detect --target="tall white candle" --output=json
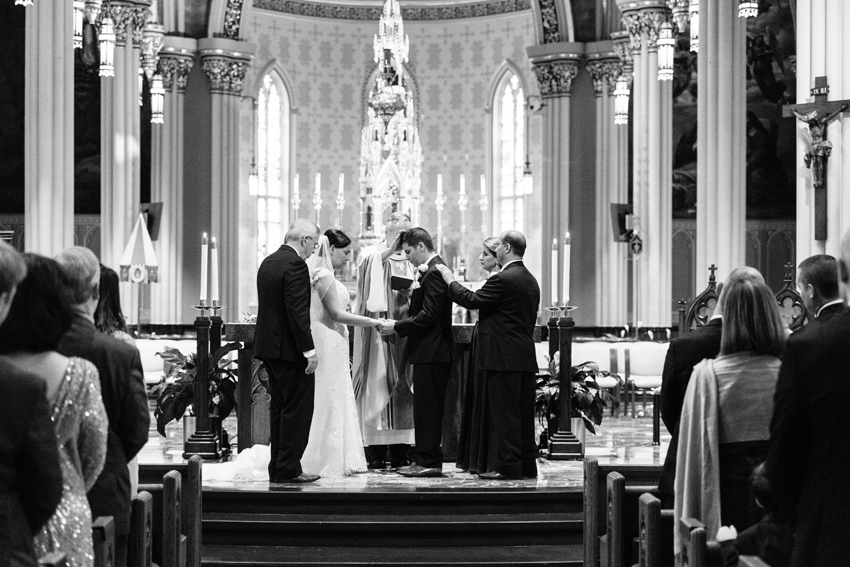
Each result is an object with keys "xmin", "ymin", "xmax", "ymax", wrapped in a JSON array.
[
  {"xmin": 314, "ymin": 173, "xmax": 322, "ymax": 223},
  {"xmin": 210, "ymin": 237, "xmax": 219, "ymax": 303},
  {"xmin": 437, "ymin": 173, "xmax": 442, "ymax": 196},
  {"xmin": 338, "ymin": 173, "xmax": 344, "ymax": 198},
  {"xmin": 292, "ymin": 173, "xmax": 300, "ymax": 213},
  {"xmin": 480, "ymin": 174, "xmax": 486, "ymax": 198},
  {"xmin": 563, "ymin": 232, "xmax": 571, "ymax": 305},
  {"xmin": 200, "ymin": 233, "xmax": 208, "ymax": 303},
  {"xmin": 460, "ymin": 173, "xmax": 465, "ymax": 196},
  {"xmin": 551, "ymin": 238, "xmax": 558, "ymax": 305}
]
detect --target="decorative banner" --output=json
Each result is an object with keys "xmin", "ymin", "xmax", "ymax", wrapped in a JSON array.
[{"xmin": 119, "ymin": 213, "xmax": 160, "ymax": 283}]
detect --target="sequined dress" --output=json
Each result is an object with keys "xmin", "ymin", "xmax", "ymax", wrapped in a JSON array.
[
  {"xmin": 34, "ymin": 357, "xmax": 108, "ymax": 567},
  {"xmin": 300, "ymin": 270, "xmax": 368, "ymax": 477}
]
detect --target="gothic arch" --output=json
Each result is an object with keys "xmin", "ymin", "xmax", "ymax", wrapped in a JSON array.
[
  {"xmin": 484, "ymin": 60, "xmax": 531, "ymax": 115},
  {"xmin": 529, "ymin": 0, "xmax": 575, "ymax": 45},
  {"xmin": 208, "ymin": 0, "xmax": 256, "ymax": 40},
  {"xmin": 253, "ymin": 59, "xmax": 298, "ymax": 113}
]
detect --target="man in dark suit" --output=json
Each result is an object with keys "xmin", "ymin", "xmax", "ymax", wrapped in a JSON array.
[
  {"xmin": 55, "ymin": 246, "xmax": 150, "ymax": 567},
  {"xmin": 658, "ymin": 266, "xmax": 764, "ymax": 497},
  {"xmin": 254, "ymin": 219, "xmax": 321, "ymax": 484},
  {"xmin": 0, "ymin": 241, "xmax": 62, "ymax": 567},
  {"xmin": 796, "ymin": 254, "xmax": 843, "ymax": 329},
  {"xmin": 766, "ymin": 232, "xmax": 850, "ymax": 567},
  {"xmin": 378, "ymin": 228, "xmax": 453, "ymax": 478},
  {"xmin": 436, "ymin": 230, "xmax": 540, "ymax": 480}
]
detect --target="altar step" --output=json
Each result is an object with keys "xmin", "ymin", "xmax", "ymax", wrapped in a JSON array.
[{"xmin": 200, "ymin": 487, "xmax": 583, "ymax": 566}]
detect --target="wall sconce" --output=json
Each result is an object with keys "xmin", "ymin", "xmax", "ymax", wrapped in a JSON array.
[
  {"xmin": 657, "ymin": 22, "xmax": 674, "ymax": 81},
  {"xmin": 98, "ymin": 14, "xmax": 115, "ymax": 77},
  {"xmin": 614, "ymin": 75, "xmax": 630, "ymax": 125},
  {"xmin": 689, "ymin": 0, "xmax": 699, "ymax": 53},
  {"xmin": 150, "ymin": 73, "xmax": 164, "ymax": 124},
  {"xmin": 738, "ymin": 0, "xmax": 757, "ymax": 17}
]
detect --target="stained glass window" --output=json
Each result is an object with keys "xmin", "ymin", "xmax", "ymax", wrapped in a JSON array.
[
  {"xmin": 497, "ymin": 74, "xmax": 525, "ymax": 233},
  {"xmin": 257, "ymin": 74, "xmax": 284, "ymax": 266}
]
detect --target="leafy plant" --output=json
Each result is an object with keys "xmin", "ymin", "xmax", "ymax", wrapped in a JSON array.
[
  {"xmin": 152, "ymin": 344, "xmax": 240, "ymax": 436},
  {"xmin": 535, "ymin": 351, "xmax": 623, "ymax": 434}
]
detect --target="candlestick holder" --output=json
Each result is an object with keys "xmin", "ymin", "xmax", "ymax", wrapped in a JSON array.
[
  {"xmin": 546, "ymin": 304, "xmax": 561, "ymax": 357},
  {"xmin": 183, "ymin": 309, "xmax": 224, "ymax": 459},
  {"xmin": 547, "ymin": 305, "xmax": 583, "ymax": 460},
  {"xmin": 194, "ymin": 300, "xmax": 210, "ymax": 319}
]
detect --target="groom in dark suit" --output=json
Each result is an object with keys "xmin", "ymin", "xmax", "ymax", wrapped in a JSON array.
[
  {"xmin": 378, "ymin": 228, "xmax": 453, "ymax": 477},
  {"xmin": 254, "ymin": 219, "xmax": 321, "ymax": 484},
  {"xmin": 437, "ymin": 230, "xmax": 540, "ymax": 480}
]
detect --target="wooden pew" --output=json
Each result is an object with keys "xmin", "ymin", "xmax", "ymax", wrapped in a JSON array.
[
  {"xmin": 92, "ymin": 516, "xmax": 115, "ymax": 567},
  {"xmin": 584, "ymin": 456, "xmax": 600, "ymax": 567},
  {"xmin": 38, "ymin": 552, "xmax": 68, "ymax": 567},
  {"xmin": 184, "ymin": 455, "xmax": 202, "ymax": 567},
  {"xmin": 162, "ymin": 470, "xmax": 187, "ymax": 567},
  {"xmin": 738, "ymin": 557, "xmax": 771, "ymax": 567},
  {"xmin": 635, "ymin": 493, "xmax": 674, "ymax": 567},
  {"xmin": 680, "ymin": 518, "xmax": 723, "ymax": 567},
  {"xmin": 128, "ymin": 491, "xmax": 153, "ymax": 567},
  {"xmin": 600, "ymin": 472, "xmax": 624, "ymax": 567}
]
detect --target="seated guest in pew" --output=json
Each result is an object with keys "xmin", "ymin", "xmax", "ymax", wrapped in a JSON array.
[
  {"xmin": 55, "ymin": 247, "xmax": 150, "ymax": 567},
  {"xmin": 674, "ymin": 277, "xmax": 786, "ymax": 562},
  {"xmin": 0, "ymin": 243, "xmax": 63, "ymax": 567},
  {"xmin": 716, "ymin": 463, "xmax": 792, "ymax": 567},
  {"xmin": 659, "ymin": 267, "xmax": 765, "ymax": 501},
  {"xmin": 795, "ymin": 254, "xmax": 843, "ymax": 330},
  {"xmin": 766, "ymin": 231, "xmax": 850, "ymax": 567},
  {"xmin": 0, "ymin": 254, "xmax": 108, "ymax": 567}
]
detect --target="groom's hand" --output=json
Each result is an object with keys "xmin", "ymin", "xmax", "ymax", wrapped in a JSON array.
[
  {"xmin": 378, "ymin": 320, "xmax": 396, "ymax": 335},
  {"xmin": 435, "ymin": 264, "xmax": 455, "ymax": 284},
  {"xmin": 305, "ymin": 353, "xmax": 319, "ymax": 374}
]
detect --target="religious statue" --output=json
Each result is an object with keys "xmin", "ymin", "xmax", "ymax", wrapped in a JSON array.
[{"xmin": 792, "ymin": 104, "xmax": 848, "ymax": 188}]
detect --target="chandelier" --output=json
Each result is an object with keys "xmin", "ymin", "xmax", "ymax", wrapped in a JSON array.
[
  {"xmin": 150, "ymin": 73, "xmax": 164, "ymax": 124},
  {"xmin": 74, "ymin": 0, "xmax": 85, "ymax": 49},
  {"xmin": 738, "ymin": 0, "xmax": 758, "ymax": 18},
  {"xmin": 657, "ymin": 22, "xmax": 675, "ymax": 81},
  {"xmin": 368, "ymin": 0, "xmax": 410, "ymax": 127},
  {"xmin": 99, "ymin": 13, "xmax": 116, "ymax": 77},
  {"xmin": 614, "ymin": 75, "xmax": 630, "ymax": 125},
  {"xmin": 689, "ymin": 0, "xmax": 699, "ymax": 53}
]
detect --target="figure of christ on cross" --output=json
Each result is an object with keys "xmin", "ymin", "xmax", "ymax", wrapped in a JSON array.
[{"xmin": 791, "ymin": 105, "xmax": 847, "ymax": 189}]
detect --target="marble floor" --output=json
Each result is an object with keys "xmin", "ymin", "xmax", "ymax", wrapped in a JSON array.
[{"xmin": 139, "ymin": 400, "xmax": 670, "ymax": 491}]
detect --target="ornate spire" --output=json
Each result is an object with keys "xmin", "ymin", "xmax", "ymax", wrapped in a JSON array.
[{"xmin": 373, "ymin": 0, "xmax": 409, "ymax": 66}]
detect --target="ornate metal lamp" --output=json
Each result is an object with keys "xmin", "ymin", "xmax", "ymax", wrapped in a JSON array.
[
  {"xmin": 614, "ymin": 75, "xmax": 630, "ymax": 125},
  {"xmin": 74, "ymin": 0, "xmax": 85, "ymax": 49},
  {"xmin": 98, "ymin": 13, "xmax": 116, "ymax": 77},
  {"xmin": 150, "ymin": 72, "xmax": 164, "ymax": 124},
  {"xmin": 657, "ymin": 22, "xmax": 675, "ymax": 81},
  {"xmin": 738, "ymin": 0, "xmax": 758, "ymax": 18},
  {"xmin": 689, "ymin": 0, "xmax": 699, "ymax": 53}
]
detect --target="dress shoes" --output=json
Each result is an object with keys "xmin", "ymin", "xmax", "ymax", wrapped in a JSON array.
[
  {"xmin": 271, "ymin": 473, "xmax": 321, "ymax": 484},
  {"xmin": 395, "ymin": 464, "xmax": 416, "ymax": 474},
  {"xmin": 397, "ymin": 465, "xmax": 443, "ymax": 478},
  {"xmin": 478, "ymin": 471, "xmax": 521, "ymax": 481}
]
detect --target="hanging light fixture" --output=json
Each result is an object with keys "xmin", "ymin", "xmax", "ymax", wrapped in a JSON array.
[
  {"xmin": 738, "ymin": 0, "xmax": 758, "ymax": 17},
  {"xmin": 248, "ymin": 98, "xmax": 259, "ymax": 196},
  {"xmin": 657, "ymin": 22, "xmax": 675, "ymax": 81},
  {"xmin": 98, "ymin": 14, "xmax": 115, "ymax": 77},
  {"xmin": 150, "ymin": 73, "xmax": 164, "ymax": 124},
  {"xmin": 73, "ymin": 0, "xmax": 85, "ymax": 49},
  {"xmin": 689, "ymin": 0, "xmax": 699, "ymax": 53},
  {"xmin": 14, "ymin": 0, "xmax": 34, "ymax": 6},
  {"xmin": 614, "ymin": 75, "xmax": 630, "ymax": 125}
]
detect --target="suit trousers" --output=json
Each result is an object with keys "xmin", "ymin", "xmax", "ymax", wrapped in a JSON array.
[
  {"xmin": 486, "ymin": 370, "xmax": 537, "ymax": 479},
  {"xmin": 263, "ymin": 358, "xmax": 315, "ymax": 479},
  {"xmin": 412, "ymin": 363, "xmax": 451, "ymax": 469}
]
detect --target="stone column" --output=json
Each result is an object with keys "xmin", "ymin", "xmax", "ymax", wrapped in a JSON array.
[
  {"xmin": 795, "ymin": 0, "xmax": 850, "ymax": 259},
  {"xmin": 527, "ymin": 44, "xmax": 581, "ymax": 312},
  {"xmin": 200, "ymin": 38, "xmax": 255, "ymax": 319},
  {"xmin": 150, "ymin": 37, "xmax": 196, "ymax": 324},
  {"xmin": 24, "ymin": 0, "xmax": 74, "ymax": 255},
  {"xmin": 100, "ymin": 1, "xmax": 150, "ymax": 270},
  {"xmin": 695, "ymin": 0, "xmax": 746, "ymax": 287},
  {"xmin": 619, "ymin": 0, "xmax": 673, "ymax": 328},
  {"xmin": 587, "ymin": 46, "xmax": 628, "ymax": 326}
]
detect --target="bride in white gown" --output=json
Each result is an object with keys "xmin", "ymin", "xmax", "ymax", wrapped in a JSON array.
[{"xmin": 301, "ymin": 229, "xmax": 380, "ymax": 477}]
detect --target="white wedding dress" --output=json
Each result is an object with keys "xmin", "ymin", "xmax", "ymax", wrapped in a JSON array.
[{"xmin": 300, "ymin": 268, "xmax": 368, "ymax": 477}]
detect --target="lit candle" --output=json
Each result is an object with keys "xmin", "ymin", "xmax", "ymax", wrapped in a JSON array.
[
  {"xmin": 338, "ymin": 173, "xmax": 344, "ymax": 197},
  {"xmin": 437, "ymin": 173, "xmax": 442, "ymax": 196},
  {"xmin": 551, "ymin": 238, "xmax": 558, "ymax": 305},
  {"xmin": 292, "ymin": 173, "xmax": 300, "ymax": 214},
  {"xmin": 460, "ymin": 174, "xmax": 465, "ymax": 196},
  {"xmin": 480, "ymin": 174, "xmax": 486, "ymax": 198},
  {"xmin": 314, "ymin": 173, "xmax": 322, "ymax": 224},
  {"xmin": 563, "ymin": 232, "xmax": 571, "ymax": 306},
  {"xmin": 200, "ymin": 233, "xmax": 208, "ymax": 304},
  {"xmin": 210, "ymin": 237, "xmax": 219, "ymax": 303}
]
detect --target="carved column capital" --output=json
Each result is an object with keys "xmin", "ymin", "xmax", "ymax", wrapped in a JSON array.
[
  {"xmin": 160, "ymin": 36, "xmax": 198, "ymax": 93},
  {"xmin": 140, "ymin": 22, "xmax": 165, "ymax": 79},
  {"xmin": 586, "ymin": 58, "xmax": 623, "ymax": 96},
  {"xmin": 531, "ymin": 60, "xmax": 580, "ymax": 97},
  {"xmin": 617, "ymin": 1, "xmax": 671, "ymax": 50},
  {"xmin": 198, "ymin": 38, "xmax": 255, "ymax": 96},
  {"xmin": 102, "ymin": 0, "xmax": 151, "ymax": 47}
]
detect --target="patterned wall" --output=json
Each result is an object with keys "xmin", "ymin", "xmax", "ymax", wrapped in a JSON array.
[{"xmin": 241, "ymin": 8, "xmax": 542, "ymax": 283}]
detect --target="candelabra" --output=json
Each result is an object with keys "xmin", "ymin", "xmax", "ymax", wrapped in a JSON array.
[{"xmin": 547, "ymin": 303, "xmax": 582, "ymax": 459}]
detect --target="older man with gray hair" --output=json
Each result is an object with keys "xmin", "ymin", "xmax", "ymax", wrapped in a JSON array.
[{"xmin": 55, "ymin": 246, "xmax": 149, "ymax": 567}]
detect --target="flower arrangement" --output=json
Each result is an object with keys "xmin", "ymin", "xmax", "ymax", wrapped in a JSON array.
[
  {"xmin": 152, "ymin": 344, "xmax": 239, "ymax": 436},
  {"xmin": 535, "ymin": 351, "xmax": 623, "ymax": 434}
]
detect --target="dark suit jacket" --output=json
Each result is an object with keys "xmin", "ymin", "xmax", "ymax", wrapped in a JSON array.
[
  {"xmin": 253, "ymin": 245, "xmax": 314, "ymax": 362},
  {"xmin": 0, "ymin": 360, "xmax": 62, "ymax": 565},
  {"xmin": 767, "ymin": 309, "xmax": 850, "ymax": 567},
  {"xmin": 57, "ymin": 316, "xmax": 150, "ymax": 535},
  {"xmin": 394, "ymin": 256, "xmax": 454, "ymax": 364},
  {"xmin": 447, "ymin": 261, "xmax": 540, "ymax": 373},
  {"xmin": 658, "ymin": 318, "xmax": 722, "ymax": 494},
  {"xmin": 796, "ymin": 301, "xmax": 845, "ymax": 336}
]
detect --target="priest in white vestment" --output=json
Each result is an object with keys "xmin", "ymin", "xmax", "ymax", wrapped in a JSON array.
[{"xmin": 352, "ymin": 212, "xmax": 415, "ymax": 468}]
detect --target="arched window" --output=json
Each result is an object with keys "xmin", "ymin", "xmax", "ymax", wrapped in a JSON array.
[
  {"xmin": 256, "ymin": 72, "xmax": 289, "ymax": 267},
  {"xmin": 496, "ymin": 74, "xmax": 525, "ymax": 233}
]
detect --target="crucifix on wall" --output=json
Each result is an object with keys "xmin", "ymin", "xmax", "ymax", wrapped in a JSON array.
[{"xmin": 783, "ymin": 76, "xmax": 850, "ymax": 240}]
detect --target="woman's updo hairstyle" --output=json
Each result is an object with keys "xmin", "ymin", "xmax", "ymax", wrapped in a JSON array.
[{"xmin": 325, "ymin": 228, "xmax": 352, "ymax": 249}]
